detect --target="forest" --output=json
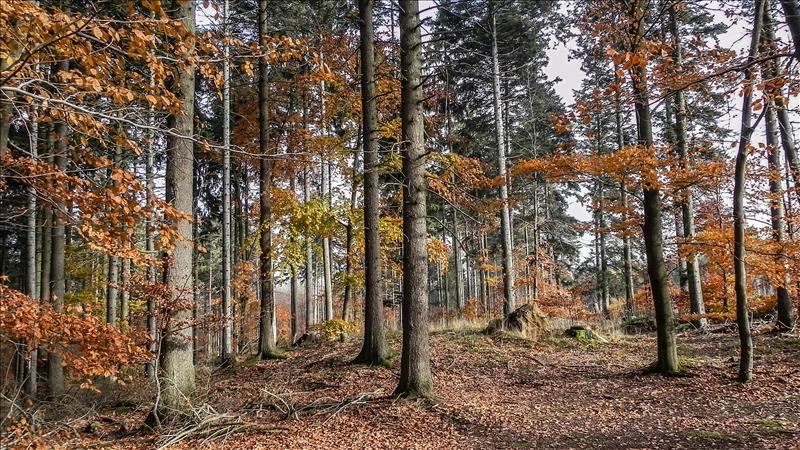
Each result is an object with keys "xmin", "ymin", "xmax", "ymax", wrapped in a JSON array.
[{"xmin": 1, "ymin": 0, "xmax": 799, "ymax": 448}]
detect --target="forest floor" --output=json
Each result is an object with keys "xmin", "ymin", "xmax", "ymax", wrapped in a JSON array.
[{"xmin": 24, "ymin": 325, "xmax": 800, "ymax": 449}]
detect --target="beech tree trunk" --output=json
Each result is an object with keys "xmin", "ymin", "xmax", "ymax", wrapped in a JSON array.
[
  {"xmin": 395, "ymin": 0, "xmax": 432, "ymax": 398},
  {"xmin": 733, "ymin": 0, "xmax": 765, "ymax": 383},
  {"xmin": 159, "ymin": 0, "xmax": 196, "ymax": 415},
  {"xmin": 25, "ymin": 104, "xmax": 38, "ymax": 397},
  {"xmin": 258, "ymin": 0, "xmax": 277, "ymax": 359},
  {"xmin": 490, "ymin": 8, "xmax": 515, "ymax": 316},
  {"xmin": 106, "ymin": 255, "xmax": 118, "ymax": 324},
  {"xmin": 630, "ymin": 0, "xmax": 678, "ymax": 374}
]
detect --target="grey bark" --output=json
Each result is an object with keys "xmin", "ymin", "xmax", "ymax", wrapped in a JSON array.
[
  {"xmin": 630, "ymin": 0, "xmax": 679, "ymax": 374},
  {"xmin": 669, "ymin": 6, "xmax": 706, "ymax": 328},
  {"xmin": 258, "ymin": 0, "xmax": 278, "ymax": 358},
  {"xmin": 304, "ymin": 165, "xmax": 314, "ymax": 332},
  {"xmin": 614, "ymin": 80, "xmax": 635, "ymax": 316},
  {"xmin": 25, "ymin": 104, "xmax": 38, "ymax": 397},
  {"xmin": 106, "ymin": 256, "xmax": 119, "ymax": 324},
  {"xmin": 395, "ymin": 0, "xmax": 432, "ymax": 398},
  {"xmin": 763, "ymin": 5, "xmax": 794, "ymax": 330},
  {"xmin": 490, "ymin": 8, "xmax": 515, "ymax": 316},
  {"xmin": 159, "ymin": 0, "xmax": 197, "ymax": 415},
  {"xmin": 221, "ymin": 0, "xmax": 234, "ymax": 360},
  {"xmin": 145, "ymin": 86, "xmax": 157, "ymax": 378},
  {"xmin": 733, "ymin": 0, "xmax": 765, "ymax": 383}
]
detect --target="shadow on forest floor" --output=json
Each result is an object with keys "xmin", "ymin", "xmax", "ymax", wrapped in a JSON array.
[{"xmin": 13, "ymin": 327, "xmax": 800, "ymax": 449}]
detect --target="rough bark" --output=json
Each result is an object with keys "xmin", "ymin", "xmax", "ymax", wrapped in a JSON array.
[
  {"xmin": 159, "ymin": 0, "xmax": 196, "ymax": 415},
  {"xmin": 395, "ymin": 0, "xmax": 432, "ymax": 398},
  {"xmin": 258, "ymin": 0, "xmax": 278, "ymax": 358},
  {"xmin": 355, "ymin": 0, "xmax": 387, "ymax": 364},
  {"xmin": 490, "ymin": 8, "xmax": 515, "ymax": 316},
  {"xmin": 630, "ymin": 0, "xmax": 679, "ymax": 374},
  {"xmin": 733, "ymin": 0, "xmax": 765, "ymax": 383}
]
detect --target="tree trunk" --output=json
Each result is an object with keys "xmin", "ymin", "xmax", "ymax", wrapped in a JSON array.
[
  {"xmin": 733, "ymin": 0, "xmax": 765, "ymax": 383},
  {"xmin": 614, "ymin": 59, "xmax": 635, "ymax": 318},
  {"xmin": 290, "ymin": 170, "xmax": 299, "ymax": 340},
  {"xmin": 490, "ymin": 8, "xmax": 515, "ymax": 316},
  {"xmin": 121, "ymin": 257, "xmax": 130, "ymax": 324},
  {"xmin": 395, "ymin": 0, "xmax": 432, "ymax": 398},
  {"xmin": 24, "ymin": 104, "xmax": 38, "ymax": 397},
  {"xmin": 630, "ymin": 0, "xmax": 678, "ymax": 374},
  {"xmin": 452, "ymin": 207, "xmax": 465, "ymax": 310},
  {"xmin": 669, "ymin": 6, "xmax": 706, "ymax": 328},
  {"xmin": 355, "ymin": 0, "xmax": 388, "ymax": 364},
  {"xmin": 304, "ymin": 165, "xmax": 314, "ymax": 333},
  {"xmin": 159, "ymin": 0, "xmax": 196, "ymax": 416},
  {"xmin": 220, "ymin": 0, "xmax": 234, "ymax": 360},
  {"xmin": 318, "ymin": 54, "xmax": 334, "ymax": 322},
  {"xmin": 47, "ymin": 60, "xmax": 69, "ymax": 398},
  {"xmin": 258, "ymin": 0, "xmax": 277, "ymax": 358},
  {"xmin": 780, "ymin": 0, "xmax": 800, "ymax": 59},
  {"xmin": 342, "ymin": 134, "xmax": 359, "ymax": 323},
  {"xmin": 39, "ymin": 134, "xmax": 52, "ymax": 386},
  {"xmin": 106, "ymin": 256, "xmax": 119, "ymax": 325},
  {"xmin": 145, "ymin": 88, "xmax": 157, "ymax": 378},
  {"xmin": 762, "ymin": 5, "xmax": 794, "ymax": 330}
]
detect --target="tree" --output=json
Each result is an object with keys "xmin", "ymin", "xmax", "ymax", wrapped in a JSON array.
[
  {"xmin": 158, "ymin": 0, "xmax": 197, "ymax": 417},
  {"xmin": 395, "ymin": 0, "xmax": 432, "ymax": 398},
  {"xmin": 258, "ymin": 0, "xmax": 278, "ymax": 359},
  {"xmin": 355, "ymin": 0, "xmax": 388, "ymax": 365},
  {"xmin": 48, "ymin": 60, "xmax": 69, "ymax": 399},
  {"xmin": 764, "ymin": 3, "xmax": 798, "ymax": 329},
  {"xmin": 668, "ymin": 4, "xmax": 706, "ymax": 329},
  {"xmin": 490, "ymin": 5, "xmax": 516, "ymax": 316},
  {"xmin": 221, "ymin": 0, "xmax": 234, "ymax": 362},
  {"xmin": 733, "ymin": 0, "xmax": 765, "ymax": 383},
  {"xmin": 629, "ymin": 0, "xmax": 679, "ymax": 374}
]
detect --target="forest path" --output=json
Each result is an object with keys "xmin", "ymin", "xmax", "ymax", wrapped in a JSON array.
[{"xmin": 80, "ymin": 328, "xmax": 800, "ymax": 449}]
